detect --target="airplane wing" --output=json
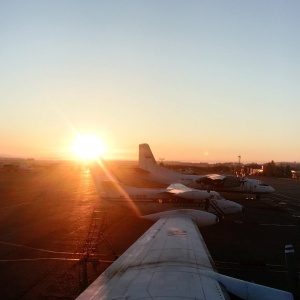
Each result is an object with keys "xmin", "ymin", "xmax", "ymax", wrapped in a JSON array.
[
  {"xmin": 195, "ymin": 174, "xmax": 242, "ymax": 188},
  {"xmin": 166, "ymin": 183, "xmax": 194, "ymax": 193},
  {"xmin": 161, "ymin": 183, "xmax": 211, "ymax": 200},
  {"xmin": 76, "ymin": 209, "xmax": 293, "ymax": 300},
  {"xmin": 206, "ymin": 174, "xmax": 227, "ymax": 180}
]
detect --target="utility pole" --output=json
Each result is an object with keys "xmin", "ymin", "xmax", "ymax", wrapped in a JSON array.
[{"xmin": 159, "ymin": 158, "xmax": 165, "ymax": 166}]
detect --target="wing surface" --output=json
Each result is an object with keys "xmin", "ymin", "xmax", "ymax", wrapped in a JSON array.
[
  {"xmin": 166, "ymin": 183, "xmax": 194, "ymax": 194},
  {"xmin": 76, "ymin": 215, "xmax": 228, "ymax": 299},
  {"xmin": 76, "ymin": 213, "xmax": 293, "ymax": 300},
  {"xmin": 206, "ymin": 174, "xmax": 226, "ymax": 180}
]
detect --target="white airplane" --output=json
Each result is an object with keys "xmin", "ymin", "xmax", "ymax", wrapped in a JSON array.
[
  {"xmin": 89, "ymin": 158, "xmax": 243, "ymax": 216},
  {"xmin": 76, "ymin": 208, "xmax": 293, "ymax": 299},
  {"xmin": 138, "ymin": 143, "xmax": 275, "ymax": 199}
]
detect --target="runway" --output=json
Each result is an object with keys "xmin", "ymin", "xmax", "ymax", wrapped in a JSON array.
[{"xmin": 0, "ymin": 162, "xmax": 299, "ymax": 299}]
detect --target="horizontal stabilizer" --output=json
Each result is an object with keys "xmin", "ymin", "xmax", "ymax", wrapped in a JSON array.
[{"xmin": 133, "ymin": 167, "xmax": 150, "ymax": 174}]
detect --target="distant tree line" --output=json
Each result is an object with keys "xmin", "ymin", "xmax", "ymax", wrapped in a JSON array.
[
  {"xmin": 166, "ymin": 164, "xmax": 232, "ymax": 174},
  {"xmin": 166, "ymin": 160, "xmax": 297, "ymax": 178},
  {"xmin": 262, "ymin": 160, "xmax": 292, "ymax": 178}
]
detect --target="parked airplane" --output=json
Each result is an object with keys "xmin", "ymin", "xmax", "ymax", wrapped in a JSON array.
[
  {"xmin": 89, "ymin": 158, "xmax": 243, "ymax": 217},
  {"xmin": 138, "ymin": 143, "xmax": 275, "ymax": 199},
  {"xmin": 76, "ymin": 208, "xmax": 293, "ymax": 300}
]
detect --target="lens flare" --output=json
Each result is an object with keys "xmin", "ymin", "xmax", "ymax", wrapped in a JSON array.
[{"xmin": 72, "ymin": 135, "xmax": 106, "ymax": 159}]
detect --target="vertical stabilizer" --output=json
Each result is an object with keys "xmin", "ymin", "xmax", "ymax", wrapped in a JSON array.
[
  {"xmin": 139, "ymin": 143, "xmax": 157, "ymax": 171},
  {"xmin": 138, "ymin": 143, "xmax": 182, "ymax": 183}
]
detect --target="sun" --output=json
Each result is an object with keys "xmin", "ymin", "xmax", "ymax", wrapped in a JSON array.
[{"xmin": 72, "ymin": 135, "xmax": 106, "ymax": 160}]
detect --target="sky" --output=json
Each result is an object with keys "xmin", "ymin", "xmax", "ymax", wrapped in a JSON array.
[{"xmin": 1, "ymin": 1, "xmax": 300, "ymax": 163}]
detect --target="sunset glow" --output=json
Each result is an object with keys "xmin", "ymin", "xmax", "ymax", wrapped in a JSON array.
[
  {"xmin": 72, "ymin": 135, "xmax": 106, "ymax": 160},
  {"xmin": 1, "ymin": 2, "xmax": 299, "ymax": 163}
]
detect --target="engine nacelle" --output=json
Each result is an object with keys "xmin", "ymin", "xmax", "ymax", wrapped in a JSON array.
[{"xmin": 142, "ymin": 209, "xmax": 219, "ymax": 228}]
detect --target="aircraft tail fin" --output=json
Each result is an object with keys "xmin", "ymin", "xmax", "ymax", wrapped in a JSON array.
[
  {"xmin": 138, "ymin": 143, "xmax": 181, "ymax": 184},
  {"xmin": 139, "ymin": 143, "xmax": 157, "ymax": 171}
]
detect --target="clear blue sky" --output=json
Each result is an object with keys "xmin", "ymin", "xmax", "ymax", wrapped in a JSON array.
[{"xmin": 1, "ymin": 1, "xmax": 299, "ymax": 163}]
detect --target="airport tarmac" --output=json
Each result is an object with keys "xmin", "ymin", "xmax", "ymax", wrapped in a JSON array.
[{"xmin": 0, "ymin": 162, "xmax": 299, "ymax": 299}]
